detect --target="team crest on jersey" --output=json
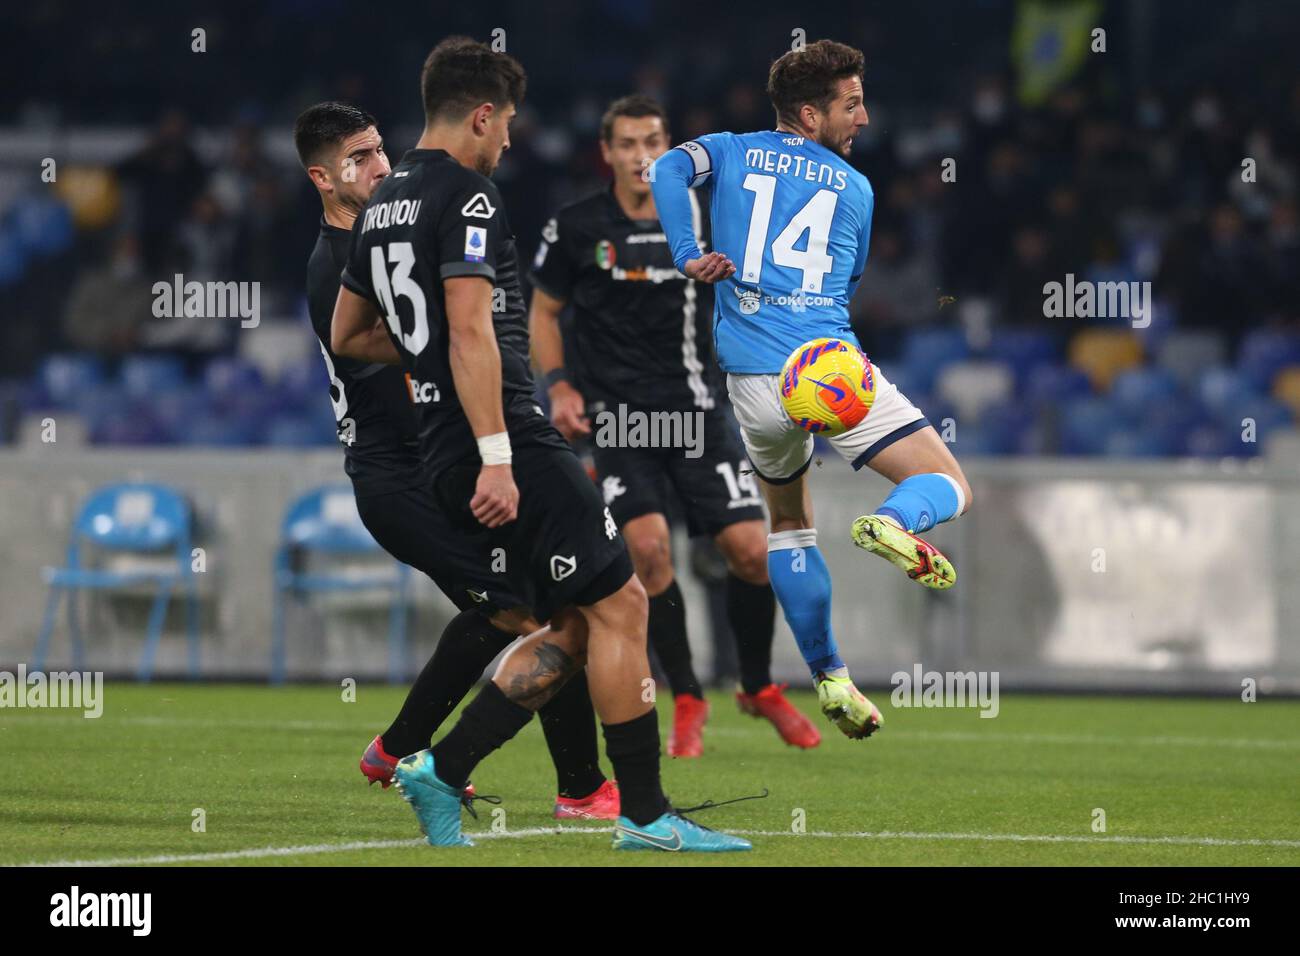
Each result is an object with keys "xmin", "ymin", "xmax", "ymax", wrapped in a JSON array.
[
  {"xmin": 464, "ymin": 226, "xmax": 487, "ymax": 262},
  {"xmin": 595, "ymin": 239, "xmax": 616, "ymax": 270},
  {"xmin": 734, "ymin": 285, "xmax": 761, "ymax": 315},
  {"xmin": 542, "ymin": 217, "xmax": 559, "ymax": 243},
  {"xmin": 461, "ymin": 192, "xmax": 496, "ymax": 218}
]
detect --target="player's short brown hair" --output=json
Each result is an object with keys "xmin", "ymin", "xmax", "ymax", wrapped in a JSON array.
[
  {"xmin": 420, "ymin": 36, "xmax": 527, "ymax": 123},
  {"xmin": 767, "ymin": 40, "xmax": 865, "ymax": 128},
  {"xmin": 600, "ymin": 94, "xmax": 669, "ymax": 144}
]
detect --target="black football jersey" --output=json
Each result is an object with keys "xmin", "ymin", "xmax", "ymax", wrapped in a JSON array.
[
  {"xmin": 340, "ymin": 149, "xmax": 565, "ymax": 473},
  {"xmin": 529, "ymin": 185, "xmax": 720, "ymax": 413},
  {"xmin": 304, "ymin": 219, "xmax": 425, "ymax": 496}
]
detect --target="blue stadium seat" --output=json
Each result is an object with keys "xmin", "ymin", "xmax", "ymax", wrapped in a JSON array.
[
  {"xmin": 150, "ymin": 386, "xmax": 212, "ymax": 443},
  {"xmin": 984, "ymin": 329, "xmax": 1061, "ymax": 388},
  {"xmin": 276, "ymin": 358, "xmax": 330, "ymax": 402},
  {"xmin": 182, "ymin": 411, "xmax": 262, "ymax": 446},
  {"xmin": 1110, "ymin": 366, "xmax": 1180, "ymax": 417},
  {"xmin": 88, "ymin": 406, "xmax": 171, "ymax": 446},
  {"xmin": 264, "ymin": 411, "xmax": 338, "ymax": 447},
  {"xmin": 1105, "ymin": 424, "xmax": 1180, "ymax": 458},
  {"xmin": 119, "ymin": 354, "xmax": 188, "ymax": 399},
  {"xmin": 1235, "ymin": 397, "xmax": 1293, "ymax": 443},
  {"xmin": 10, "ymin": 194, "xmax": 75, "ymax": 257},
  {"xmin": 1183, "ymin": 424, "xmax": 1236, "ymax": 458},
  {"xmin": 1060, "ymin": 396, "xmax": 1130, "ymax": 455},
  {"xmin": 899, "ymin": 327, "xmax": 970, "ymax": 392},
  {"xmin": 1197, "ymin": 367, "xmax": 1258, "ymax": 420},
  {"xmin": 881, "ymin": 362, "xmax": 926, "ymax": 402},
  {"xmin": 203, "ymin": 356, "xmax": 265, "ymax": 403},
  {"xmin": 980, "ymin": 400, "xmax": 1036, "ymax": 452},
  {"xmin": 1025, "ymin": 364, "xmax": 1092, "ymax": 405},
  {"xmin": 271, "ymin": 485, "xmax": 410, "ymax": 684},
  {"xmin": 33, "ymin": 353, "xmax": 106, "ymax": 409},
  {"xmin": 34, "ymin": 482, "xmax": 200, "ymax": 680},
  {"xmin": 1238, "ymin": 329, "xmax": 1300, "ymax": 391}
]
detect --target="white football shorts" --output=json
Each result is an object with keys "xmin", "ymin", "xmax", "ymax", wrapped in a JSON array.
[{"xmin": 726, "ymin": 365, "xmax": 930, "ymax": 483}]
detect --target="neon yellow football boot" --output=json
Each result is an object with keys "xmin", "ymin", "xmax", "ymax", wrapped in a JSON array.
[
  {"xmin": 815, "ymin": 673, "xmax": 882, "ymax": 740},
  {"xmin": 851, "ymin": 514, "xmax": 956, "ymax": 590}
]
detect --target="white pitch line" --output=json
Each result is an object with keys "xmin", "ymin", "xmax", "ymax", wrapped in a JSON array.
[
  {"xmin": 17, "ymin": 826, "xmax": 1300, "ymax": 867},
  {"xmin": 897, "ymin": 729, "xmax": 1300, "ymax": 751},
  {"xmin": 4, "ymin": 714, "xmax": 1298, "ymax": 752}
]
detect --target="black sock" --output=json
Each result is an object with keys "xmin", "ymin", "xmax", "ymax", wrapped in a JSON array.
[
  {"xmin": 380, "ymin": 611, "xmax": 514, "ymax": 758},
  {"xmin": 602, "ymin": 710, "xmax": 668, "ymax": 826},
  {"xmin": 428, "ymin": 682, "xmax": 532, "ymax": 789},
  {"xmin": 727, "ymin": 574, "xmax": 776, "ymax": 695},
  {"xmin": 648, "ymin": 580, "xmax": 703, "ymax": 699},
  {"xmin": 538, "ymin": 670, "xmax": 606, "ymax": 799}
]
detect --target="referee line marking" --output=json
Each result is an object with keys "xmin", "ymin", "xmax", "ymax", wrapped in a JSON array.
[{"xmin": 17, "ymin": 827, "xmax": 1300, "ymax": 867}]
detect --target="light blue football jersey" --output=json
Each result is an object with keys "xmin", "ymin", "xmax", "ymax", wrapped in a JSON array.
[{"xmin": 652, "ymin": 130, "xmax": 874, "ymax": 373}]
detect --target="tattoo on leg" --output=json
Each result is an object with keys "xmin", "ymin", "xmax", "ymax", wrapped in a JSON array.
[{"xmin": 505, "ymin": 641, "xmax": 578, "ymax": 709}]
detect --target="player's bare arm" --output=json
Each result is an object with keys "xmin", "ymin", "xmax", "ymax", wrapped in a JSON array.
[
  {"xmin": 528, "ymin": 285, "xmax": 590, "ymax": 439},
  {"xmin": 445, "ymin": 274, "xmax": 518, "ymax": 528},
  {"xmin": 330, "ymin": 285, "xmax": 401, "ymax": 364}
]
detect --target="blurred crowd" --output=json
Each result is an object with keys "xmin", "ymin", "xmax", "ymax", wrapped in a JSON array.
[{"xmin": 1, "ymin": 0, "xmax": 1297, "ymax": 454}]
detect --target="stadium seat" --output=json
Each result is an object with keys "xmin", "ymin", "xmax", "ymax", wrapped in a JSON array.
[
  {"xmin": 150, "ymin": 386, "xmax": 211, "ymax": 443},
  {"xmin": 10, "ymin": 194, "xmax": 75, "ymax": 257},
  {"xmin": 1024, "ymin": 364, "xmax": 1092, "ymax": 405},
  {"xmin": 1067, "ymin": 329, "xmax": 1144, "ymax": 391},
  {"xmin": 182, "ymin": 411, "xmax": 263, "ymax": 446},
  {"xmin": 88, "ymin": 406, "xmax": 171, "ymax": 446},
  {"xmin": 984, "ymin": 329, "xmax": 1062, "ymax": 389},
  {"xmin": 34, "ymin": 482, "xmax": 200, "ymax": 680},
  {"xmin": 1060, "ymin": 396, "xmax": 1131, "ymax": 455},
  {"xmin": 980, "ymin": 400, "xmax": 1037, "ymax": 453},
  {"xmin": 264, "ymin": 410, "xmax": 338, "ymax": 447},
  {"xmin": 1156, "ymin": 330, "xmax": 1227, "ymax": 389},
  {"xmin": 1110, "ymin": 366, "xmax": 1180, "ymax": 417},
  {"xmin": 32, "ymin": 353, "xmax": 106, "ymax": 409},
  {"xmin": 1183, "ymin": 424, "xmax": 1236, "ymax": 458},
  {"xmin": 1198, "ymin": 366, "xmax": 1259, "ymax": 420},
  {"xmin": 276, "ymin": 358, "xmax": 331, "ymax": 403},
  {"xmin": 1235, "ymin": 397, "xmax": 1293, "ymax": 444},
  {"xmin": 1271, "ymin": 366, "xmax": 1300, "ymax": 419},
  {"xmin": 119, "ymin": 354, "xmax": 188, "ymax": 399},
  {"xmin": 935, "ymin": 359, "xmax": 1015, "ymax": 424},
  {"xmin": 899, "ymin": 327, "xmax": 970, "ymax": 391},
  {"xmin": 271, "ymin": 486, "xmax": 411, "ymax": 684},
  {"xmin": 203, "ymin": 356, "xmax": 266, "ymax": 404},
  {"xmin": 1105, "ymin": 423, "xmax": 1181, "ymax": 458},
  {"xmin": 1237, "ymin": 328, "xmax": 1300, "ymax": 391}
]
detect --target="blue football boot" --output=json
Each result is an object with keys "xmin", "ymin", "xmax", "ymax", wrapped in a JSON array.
[
  {"xmin": 391, "ymin": 750, "xmax": 473, "ymax": 847},
  {"xmin": 613, "ymin": 811, "xmax": 752, "ymax": 852}
]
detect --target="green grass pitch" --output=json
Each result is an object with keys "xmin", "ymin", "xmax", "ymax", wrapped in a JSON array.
[{"xmin": 3, "ymin": 684, "xmax": 1298, "ymax": 866}]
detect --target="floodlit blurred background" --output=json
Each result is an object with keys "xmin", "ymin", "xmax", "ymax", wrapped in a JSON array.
[{"xmin": 0, "ymin": 0, "xmax": 1297, "ymax": 690}]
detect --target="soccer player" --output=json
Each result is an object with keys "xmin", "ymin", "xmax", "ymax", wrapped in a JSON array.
[
  {"xmin": 650, "ymin": 40, "xmax": 973, "ymax": 739},
  {"xmin": 294, "ymin": 101, "xmax": 617, "ymax": 820},
  {"xmin": 529, "ymin": 94, "xmax": 820, "ymax": 754},
  {"xmin": 330, "ymin": 38, "xmax": 749, "ymax": 851}
]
